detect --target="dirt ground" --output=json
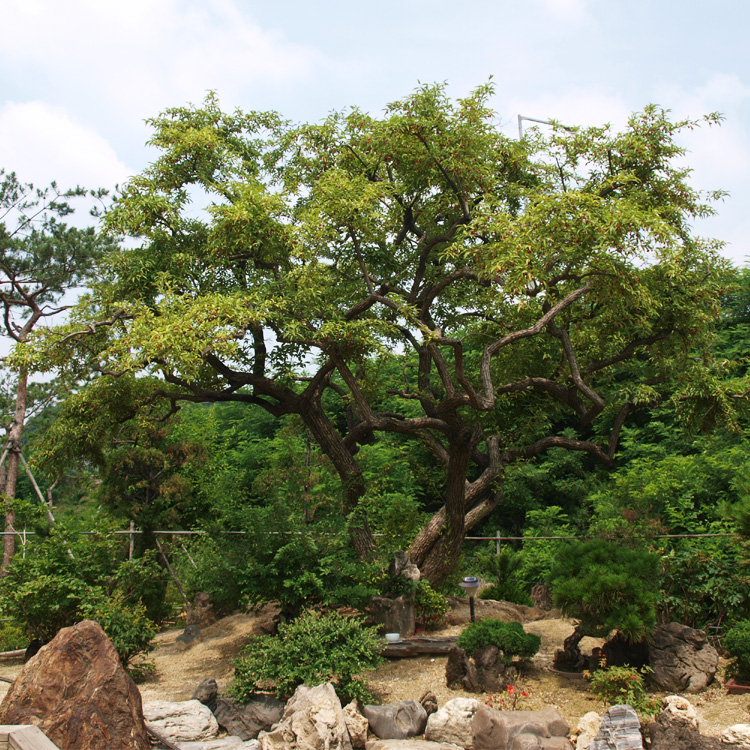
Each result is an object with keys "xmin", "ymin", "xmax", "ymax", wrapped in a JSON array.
[{"xmin": 0, "ymin": 609, "xmax": 747, "ymax": 739}]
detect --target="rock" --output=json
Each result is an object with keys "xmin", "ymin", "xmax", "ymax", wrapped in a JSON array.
[
  {"xmin": 530, "ymin": 584, "xmax": 553, "ymax": 611},
  {"xmin": 445, "ymin": 597, "xmax": 546, "ymax": 626},
  {"xmin": 366, "ymin": 741, "xmax": 463, "ymax": 750},
  {"xmin": 589, "ymin": 705, "xmax": 643, "ymax": 750},
  {"xmin": 574, "ymin": 712, "xmax": 601, "ymax": 750},
  {"xmin": 192, "ymin": 677, "xmax": 219, "ymax": 712},
  {"xmin": 363, "ymin": 701, "xmax": 428, "ymax": 739},
  {"xmin": 648, "ymin": 623, "xmax": 718, "ymax": 693},
  {"xmin": 445, "ymin": 645, "xmax": 482, "ymax": 692},
  {"xmin": 367, "ymin": 596, "xmax": 416, "ymax": 638},
  {"xmin": 474, "ymin": 645, "xmax": 505, "ymax": 693},
  {"xmin": 471, "ymin": 705, "xmax": 570, "ymax": 750},
  {"xmin": 188, "ymin": 592, "xmax": 217, "ymax": 628},
  {"xmin": 659, "ymin": 695, "xmax": 699, "ymax": 731},
  {"xmin": 258, "ymin": 683, "xmax": 352, "ymax": 750},
  {"xmin": 389, "ymin": 552, "xmax": 421, "ymax": 583},
  {"xmin": 143, "ymin": 699, "xmax": 220, "ymax": 742},
  {"xmin": 251, "ymin": 602, "xmax": 282, "ymax": 635},
  {"xmin": 722, "ymin": 724, "xmax": 750, "ymax": 747},
  {"xmin": 176, "ymin": 624, "xmax": 204, "ymax": 651},
  {"xmin": 344, "ymin": 702, "xmax": 369, "ymax": 749},
  {"xmin": 419, "ymin": 691, "xmax": 438, "ymax": 716},
  {"xmin": 178, "ymin": 739, "xmax": 261, "ymax": 749},
  {"xmin": 648, "ymin": 722, "xmax": 725, "ymax": 750},
  {"xmin": 214, "ymin": 695, "xmax": 284, "ymax": 741},
  {"xmin": 425, "ymin": 697, "xmax": 482, "ymax": 748},
  {"xmin": 0, "ymin": 619, "xmax": 150, "ymax": 750}
]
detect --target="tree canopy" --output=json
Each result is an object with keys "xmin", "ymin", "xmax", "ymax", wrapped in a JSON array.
[{"xmin": 23, "ymin": 83, "xmax": 734, "ymax": 584}]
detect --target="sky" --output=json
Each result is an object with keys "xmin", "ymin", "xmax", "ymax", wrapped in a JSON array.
[{"xmin": 2, "ymin": 0, "xmax": 749, "ymax": 265}]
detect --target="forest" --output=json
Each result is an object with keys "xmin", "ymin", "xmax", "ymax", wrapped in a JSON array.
[{"xmin": 0, "ymin": 82, "xmax": 749, "ymax": 668}]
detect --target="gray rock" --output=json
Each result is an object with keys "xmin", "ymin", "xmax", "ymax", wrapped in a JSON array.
[
  {"xmin": 472, "ymin": 705, "xmax": 570, "ymax": 750},
  {"xmin": 192, "ymin": 678, "xmax": 219, "ymax": 713},
  {"xmin": 648, "ymin": 722, "xmax": 725, "ymax": 750},
  {"xmin": 425, "ymin": 698, "xmax": 482, "ymax": 748},
  {"xmin": 648, "ymin": 623, "xmax": 718, "ymax": 693},
  {"xmin": 589, "ymin": 705, "xmax": 643, "ymax": 750},
  {"xmin": 143, "ymin": 699, "xmax": 220, "ymax": 743},
  {"xmin": 363, "ymin": 701, "xmax": 428, "ymax": 739},
  {"xmin": 176, "ymin": 624, "xmax": 203, "ymax": 651},
  {"xmin": 366, "ymin": 741, "xmax": 463, "ymax": 750},
  {"xmin": 445, "ymin": 645, "xmax": 481, "ymax": 693},
  {"xmin": 367, "ymin": 596, "xmax": 416, "ymax": 638},
  {"xmin": 214, "ymin": 695, "xmax": 284, "ymax": 741}
]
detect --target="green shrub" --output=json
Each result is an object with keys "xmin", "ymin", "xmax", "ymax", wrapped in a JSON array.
[
  {"xmin": 723, "ymin": 619, "xmax": 750, "ymax": 681},
  {"xmin": 0, "ymin": 622, "xmax": 28, "ymax": 652},
  {"xmin": 79, "ymin": 591, "xmax": 157, "ymax": 668},
  {"xmin": 415, "ymin": 580, "xmax": 450, "ymax": 629},
  {"xmin": 457, "ymin": 619, "xmax": 540, "ymax": 664},
  {"xmin": 231, "ymin": 609, "xmax": 384, "ymax": 704},
  {"xmin": 585, "ymin": 662, "xmax": 660, "ymax": 717},
  {"xmin": 474, "ymin": 545, "xmax": 533, "ymax": 606}
]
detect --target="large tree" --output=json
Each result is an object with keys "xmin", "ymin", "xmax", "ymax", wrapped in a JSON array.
[{"xmin": 24, "ymin": 84, "xmax": 732, "ymax": 584}]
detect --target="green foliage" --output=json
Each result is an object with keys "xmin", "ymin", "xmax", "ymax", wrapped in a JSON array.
[
  {"xmin": 457, "ymin": 619, "xmax": 540, "ymax": 664},
  {"xmin": 414, "ymin": 580, "xmax": 450, "ymax": 628},
  {"xmin": 722, "ymin": 619, "xmax": 750, "ymax": 681},
  {"xmin": 517, "ymin": 507, "xmax": 576, "ymax": 587},
  {"xmin": 0, "ymin": 622, "xmax": 28, "ymax": 652},
  {"xmin": 585, "ymin": 662, "xmax": 660, "ymax": 716},
  {"xmin": 79, "ymin": 591, "xmax": 156, "ymax": 667},
  {"xmin": 475, "ymin": 545, "xmax": 533, "ymax": 605},
  {"xmin": 549, "ymin": 540, "xmax": 659, "ymax": 642},
  {"xmin": 232, "ymin": 610, "xmax": 384, "ymax": 704}
]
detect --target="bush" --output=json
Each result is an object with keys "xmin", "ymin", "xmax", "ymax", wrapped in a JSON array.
[
  {"xmin": 457, "ymin": 619, "xmax": 540, "ymax": 664},
  {"xmin": 723, "ymin": 619, "xmax": 750, "ymax": 681},
  {"xmin": 415, "ymin": 580, "xmax": 450, "ymax": 629},
  {"xmin": 0, "ymin": 622, "xmax": 28, "ymax": 652},
  {"xmin": 585, "ymin": 662, "xmax": 660, "ymax": 717},
  {"xmin": 475, "ymin": 546, "xmax": 533, "ymax": 606},
  {"xmin": 232, "ymin": 609, "xmax": 384, "ymax": 704}
]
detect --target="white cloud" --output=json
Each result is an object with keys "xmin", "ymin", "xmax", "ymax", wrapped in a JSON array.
[{"xmin": 0, "ymin": 101, "xmax": 132, "ymax": 189}]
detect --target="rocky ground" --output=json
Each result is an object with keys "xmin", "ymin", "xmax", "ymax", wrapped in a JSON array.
[{"xmin": 0, "ymin": 602, "xmax": 747, "ymax": 739}]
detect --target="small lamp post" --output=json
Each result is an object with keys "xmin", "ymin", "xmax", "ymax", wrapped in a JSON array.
[{"xmin": 459, "ymin": 576, "xmax": 481, "ymax": 623}]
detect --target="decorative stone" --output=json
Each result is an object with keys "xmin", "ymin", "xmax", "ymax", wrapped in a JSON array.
[
  {"xmin": 178, "ymin": 739, "xmax": 261, "ymax": 749},
  {"xmin": 445, "ymin": 645, "xmax": 481, "ymax": 692},
  {"xmin": 187, "ymin": 592, "xmax": 217, "ymax": 627},
  {"xmin": 366, "ymin": 741, "xmax": 463, "ymax": 750},
  {"xmin": 722, "ymin": 724, "xmax": 750, "ymax": 747},
  {"xmin": 471, "ymin": 705, "xmax": 570, "ymax": 750},
  {"xmin": 648, "ymin": 722, "xmax": 724, "ymax": 750},
  {"xmin": 192, "ymin": 677, "xmax": 219, "ymax": 712},
  {"xmin": 363, "ymin": 701, "xmax": 427, "ymax": 739},
  {"xmin": 659, "ymin": 695, "xmax": 698, "ymax": 731},
  {"xmin": 589, "ymin": 705, "xmax": 643, "ymax": 750},
  {"xmin": 419, "ymin": 691, "xmax": 439, "ymax": 716},
  {"xmin": 214, "ymin": 695, "xmax": 284, "ymax": 741},
  {"xmin": 176, "ymin": 624, "xmax": 203, "ymax": 651},
  {"xmin": 574, "ymin": 712, "xmax": 601, "ymax": 750},
  {"xmin": 425, "ymin": 698, "xmax": 482, "ymax": 748},
  {"xmin": 143, "ymin": 699, "xmax": 220, "ymax": 742},
  {"xmin": 367, "ymin": 596, "xmax": 416, "ymax": 638},
  {"xmin": 258, "ymin": 683, "xmax": 352, "ymax": 750},
  {"xmin": 648, "ymin": 623, "xmax": 718, "ymax": 693},
  {"xmin": 0, "ymin": 619, "xmax": 150, "ymax": 750},
  {"xmin": 344, "ymin": 702, "xmax": 370, "ymax": 749}
]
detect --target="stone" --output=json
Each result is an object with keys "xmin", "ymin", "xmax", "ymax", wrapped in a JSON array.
[
  {"xmin": 214, "ymin": 695, "xmax": 284, "ymax": 741},
  {"xmin": 192, "ymin": 677, "xmax": 219, "ymax": 712},
  {"xmin": 258, "ymin": 683, "xmax": 352, "ymax": 750},
  {"xmin": 389, "ymin": 552, "xmax": 421, "ymax": 583},
  {"xmin": 574, "ymin": 712, "xmax": 601, "ymax": 750},
  {"xmin": 445, "ymin": 645, "xmax": 482, "ymax": 692},
  {"xmin": 178, "ymin": 739, "xmax": 260, "ymax": 749},
  {"xmin": 366, "ymin": 741, "xmax": 463, "ymax": 750},
  {"xmin": 589, "ymin": 705, "xmax": 643, "ymax": 750},
  {"xmin": 419, "ymin": 691, "xmax": 439, "ymax": 716},
  {"xmin": 648, "ymin": 623, "xmax": 718, "ymax": 693},
  {"xmin": 344, "ymin": 702, "xmax": 369, "ymax": 749},
  {"xmin": 444, "ymin": 597, "xmax": 546, "ymax": 626},
  {"xmin": 474, "ymin": 645, "xmax": 506, "ymax": 693},
  {"xmin": 188, "ymin": 592, "xmax": 217, "ymax": 628},
  {"xmin": 367, "ymin": 596, "xmax": 416, "ymax": 638},
  {"xmin": 648, "ymin": 722, "xmax": 725, "ymax": 750},
  {"xmin": 659, "ymin": 695, "xmax": 699, "ymax": 731},
  {"xmin": 722, "ymin": 724, "xmax": 750, "ymax": 747},
  {"xmin": 0, "ymin": 619, "xmax": 150, "ymax": 750},
  {"xmin": 251, "ymin": 602, "xmax": 282, "ymax": 635},
  {"xmin": 143, "ymin": 699, "xmax": 220, "ymax": 742},
  {"xmin": 425, "ymin": 697, "xmax": 482, "ymax": 748},
  {"xmin": 471, "ymin": 705, "xmax": 570, "ymax": 750},
  {"xmin": 530, "ymin": 584, "xmax": 553, "ymax": 611},
  {"xmin": 176, "ymin": 624, "xmax": 204, "ymax": 651},
  {"xmin": 363, "ymin": 701, "xmax": 428, "ymax": 739}
]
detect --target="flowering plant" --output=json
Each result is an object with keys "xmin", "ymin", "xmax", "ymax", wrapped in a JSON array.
[{"xmin": 485, "ymin": 682, "xmax": 529, "ymax": 711}]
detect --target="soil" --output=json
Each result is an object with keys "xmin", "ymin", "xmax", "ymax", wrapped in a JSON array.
[{"xmin": 0, "ymin": 608, "xmax": 747, "ymax": 739}]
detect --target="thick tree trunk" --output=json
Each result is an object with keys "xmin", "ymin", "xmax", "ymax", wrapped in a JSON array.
[
  {"xmin": 300, "ymin": 400, "xmax": 376, "ymax": 559},
  {"xmin": 2, "ymin": 368, "xmax": 29, "ymax": 571}
]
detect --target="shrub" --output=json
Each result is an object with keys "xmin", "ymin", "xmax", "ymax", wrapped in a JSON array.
[
  {"xmin": 0, "ymin": 622, "xmax": 28, "ymax": 652},
  {"xmin": 475, "ymin": 545, "xmax": 533, "ymax": 606},
  {"xmin": 231, "ymin": 609, "xmax": 384, "ymax": 704},
  {"xmin": 585, "ymin": 662, "xmax": 660, "ymax": 717},
  {"xmin": 415, "ymin": 580, "xmax": 450, "ymax": 629},
  {"xmin": 723, "ymin": 619, "xmax": 750, "ymax": 681},
  {"xmin": 457, "ymin": 619, "xmax": 540, "ymax": 664}
]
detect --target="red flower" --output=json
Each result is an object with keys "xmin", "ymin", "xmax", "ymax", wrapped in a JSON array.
[
  {"xmin": 521, "ymin": 691, "xmax": 529, "ymax": 697},
  {"xmin": 507, "ymin": 685, "xmax": 515, "ymax": 694}
]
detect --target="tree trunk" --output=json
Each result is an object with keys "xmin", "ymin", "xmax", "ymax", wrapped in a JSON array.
[
  {"xmin": 2, "ymin": 368, "xmax": 29, "ymax": 571},
  {"xmin": 557, "ymin": 625, "xmax": 586, "ymax": 671}
]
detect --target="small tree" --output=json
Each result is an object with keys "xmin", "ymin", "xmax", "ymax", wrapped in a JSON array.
[{"xmin": 548, "ymin": 539, "xmax": 659, "ymax": 670}]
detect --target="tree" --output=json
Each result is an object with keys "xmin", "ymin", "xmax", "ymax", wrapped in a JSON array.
[
  {"xmin": 0, "ymin": 171, "xmax": 113, "ymax": 567},
  {"xmin": 24, "ymin": 84, "xmax": 732, "ymax": 585}
]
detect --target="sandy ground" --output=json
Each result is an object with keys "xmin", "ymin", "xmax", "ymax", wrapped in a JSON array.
[{"xmin": 0, "ymin": 609, "xmax": 748, "ymax": 739}]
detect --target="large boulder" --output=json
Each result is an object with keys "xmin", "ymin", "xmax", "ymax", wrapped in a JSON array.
[
  {"xmin": 258, "ymin": 683, "xmax": 352, "ymax": 750},
  {"xmin": 367, "ymin": 596, "xmax": 416, "ymax": 638},
  {"xmin": 648, "ymin": 623, "xmax": 719, "ymax": 693},
  {"xmin": 214, "ymin": 695, "xmax": 284, "ymax": 741},
  {"xmin": 0, "ymin": 619, "xmax": 150, "ymax": 750},
  {"xmin": 425, "ymin": 697, "xmax": 482, "ymax": 748},
  {"xmin": 143, "ymin": 699, "xmax": 220, "ymax": 742},
  {"xmin": 363, "ymin": 701, "xmax": 427, "ymax": 739},
  {"xmin": 445, "ymin": 597, "xmax": 546, "ymax": 626},
  {"xmin": 193, "ymin": 677, "xmax": 220, "ymax": 713}
]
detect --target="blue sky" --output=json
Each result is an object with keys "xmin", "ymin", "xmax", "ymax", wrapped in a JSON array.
[{"xmin": 2, "ymin": 0, "xmax": 748, "ymax": 264}]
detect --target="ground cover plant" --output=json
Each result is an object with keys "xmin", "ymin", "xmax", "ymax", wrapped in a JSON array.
[{"xmin": 457, "ymin": 619, "xmax": 540, "ymax": 665}]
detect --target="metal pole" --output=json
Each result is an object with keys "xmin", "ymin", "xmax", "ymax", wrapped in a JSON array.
[{"xmin": 469, "ymin": 596, "xmax": 476, "ymax": 623}]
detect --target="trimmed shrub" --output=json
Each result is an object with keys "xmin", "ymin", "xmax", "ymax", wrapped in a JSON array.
[
  {"xmin": 457, "ymin": 619, "xmax": 540, "ymax": 664},
  {"xmin": 232, "ymin": 609, "xmax": 384, "ymax": 704}
]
